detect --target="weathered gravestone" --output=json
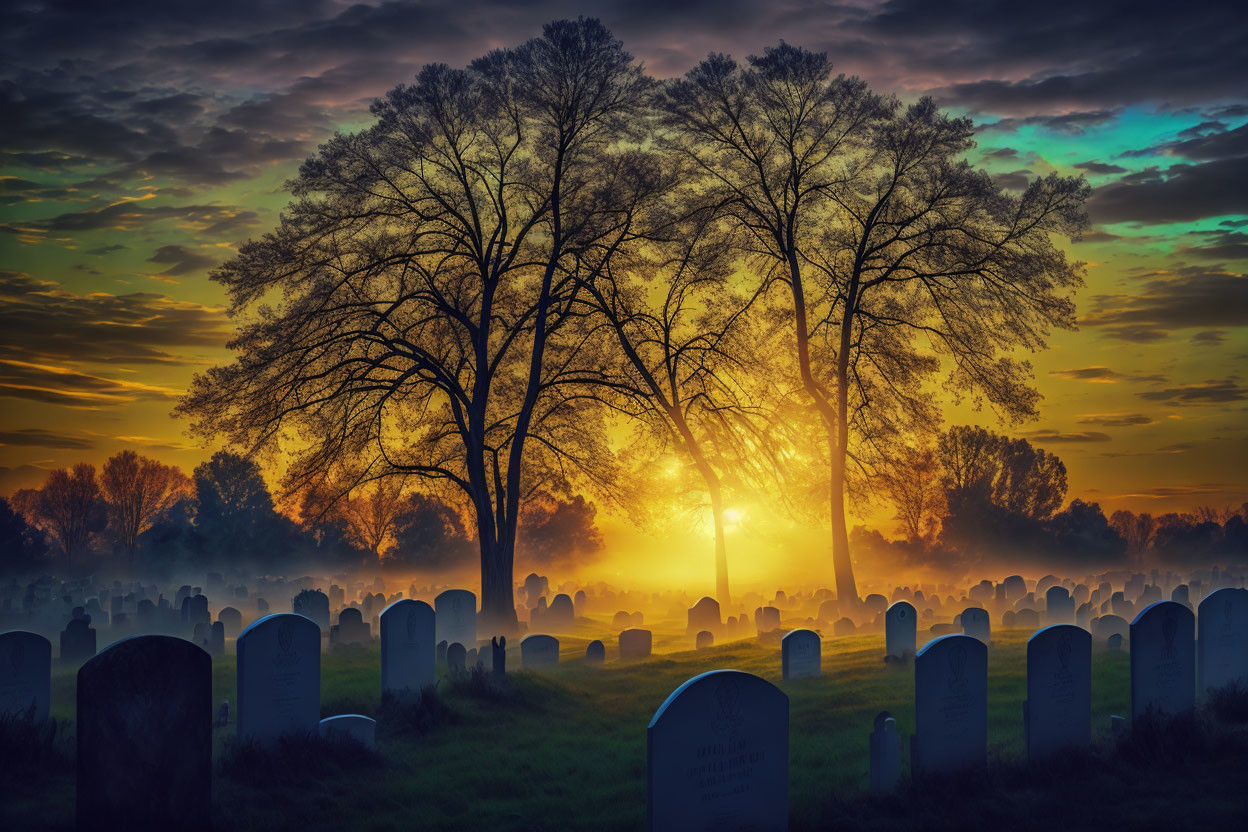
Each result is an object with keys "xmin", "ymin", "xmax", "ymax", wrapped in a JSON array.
[
  {"xmin": 1092, "ymin": 614, "xmax": 1129, "ymax": 643},
  {"xmin": 585, "ymin": 639, "xmax": 605, "ymax": 664},
  {"xmin": 77, "ymin": 636, "xmax": 211, "ymax": 830},
  {"xmin": 236, "ymin": 613, "xmax": 321, "ymax": 743},
  {"xmin": 1025, "ymin": 624, "xmax": 1091, "ymax": 760},
  {"xmin": 292, "ymin": 589, "xmax": 330, "ymax": 634},
  {"xmin": 491, "ymin": 636, "xmax": 507, "ymax": 678},
  {"xmin": 696, "ymin": 630, "xmax": 714, "ymax": 649},
  {"xmin": 781, "ymin": 629, "xmax": 821, "ymax": 680},
  {"xmin": 960, "ymin": 607, "xmax": 991, "ymax": 644},
  {"xmin": 885, "ymin": 601, "xmax": 917, "ymax": 660},
  {"xmin": 547, "ymin": 593, "xmax": 575, "ymax": 630},
  {"xmin": 319, "ymin": 714, "xmax": 376, "ymax": 749},
  {"xmin": 380, "ymin": 599, "xmax": 435, "ymax": 700},
  {"xmin": 210, "ymin": 621, "xmax": 226, "ymax": 656},
  {"xmin": 647, "ymin": 670, "xmax": 788, "ymax": 832},
  {"xmin": 619, "ymin": 628, "xmax": 653, "ymax": 660},
  {"xmin": 435, "ymin": 589, "xmax": 477, "ymax": 648},
  {"xmin": 59, "ymin": 616, "xmax": 96, "ymax": 663},
  {"xmin": 754, "ymin": 606, "xmax": 781, "ymax": 634},
  {"xmin": 446, "ymin": 642, "xmax": 467, "ymax": 674},
  {"xmin": 1197, "ymin": 587, "xmax": 1248, "ymax": 696},
  {"xmin": 0, "ymin": 630, "xmax": 51, "ymax": 720},
  {"xmin": 687, "ymin": 597, "xmax": 721, "ymax": 635},
  {"xmin": 331, "ymin": 607, "xmax": 370, "ymax": 646},
  {"xmin": 217, "ymin": 606, "xmax": 243, "ymax": 638},
  {"xmin": 1130, "ymin": 600, "xmax": 1195, "ymax": 723},
  {"xmin": 1107, "ymin": 633, "xmax": 1124, "ymax": 651},
  {"xmin": 1045, "ymin": 586, "xmax": 1075, "ymax": 625},
  {"xmin": 521, "ymin": 634, "xmax": 559, "ymax": 669},
  {"xmin": 869, "ymin": 711, "xmax": 901, "ymax": 794},
  {"xmin": 912, "ymin": 634, "xmax": 987, "ymax": 776}
]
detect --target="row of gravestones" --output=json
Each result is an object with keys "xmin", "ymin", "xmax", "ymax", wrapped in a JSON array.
[
  {"xmin": 5, "ymin": 591, "xmax": 1246, "ymax": 829},
  {"xmin": 648, "ymin": 590, "xmax": 1248, "ymax": 831}
]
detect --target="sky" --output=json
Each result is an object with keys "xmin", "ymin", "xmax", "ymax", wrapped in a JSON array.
[{"xmin": 1, "ymin": 0, "xmax": 1246, "ymax": 557}]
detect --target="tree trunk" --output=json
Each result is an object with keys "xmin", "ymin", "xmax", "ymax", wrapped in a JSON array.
[
  {"xmin": 708, "ymin": 480, "xmax": 732, "ymax": 610},
  {"xmin": 479, "ymin": 535, "xmax": 518, "ymax": 637}
]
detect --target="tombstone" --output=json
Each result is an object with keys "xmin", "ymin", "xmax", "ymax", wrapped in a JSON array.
[
  {"xmin": 781, "ymin": 629, "xmax": 821, "ymax": 680},
  {"xmin": 647, "ymin": 670, "xmax": 788, "ymax": 832},
  {"xmin": 1197, "ymin": 587, "xmax": 1248, "ymax": 696},
  {"xmin": 1045, "ymin": 586, "xmax": 1075, "ymax": 625},
  {"xmin": 0, "ymin": 631, "xmax": 51, "ymax": 720},
  {"xmin": 319, "ymin": 714, "xmax": 376, "ymax": 749},
  {"xmin": 380, "ymin": 599, "xmax": 435, "ymax": 701},
  {"xmin": 192, "ymin": 621, "xmax": 211, "ymax": 653},
  {"xmin": 960, "ymin": 608, "xmax": 990, "ymax": 644},
  {"xmin": 1075, "ymin": 602, "xmax": 1093, "ymax": 630},
  {"xmin": 1025, "ymin": 625, "xmax": 1091, "ymax": 761},
  {"xmin": 687, "ymin": 597, "xmax": 722, "ymax": 635},
  {"xmin": 436, "ymin": 640, "xmax": 448, "ymax": 663},
  {"xmin": 630, "ymin": 611, "xmax": 645, "ymax": 628},
  {"xmin": 1172, "ymin": 584, "xmax": 1191, "ymax": 607},
  {"xmin": 491, "ymin": 636, "xmax": 507, "ymax": 679},
  {"xmin": 331, "ymin": 607, "xmax": 371, "ymax": 646},
  {"xmin": 256, "ymin": 598, "xmax": 269, "ymax": 615},
  {"xmin": 236, "ymin": 613, "xmax": 321, "ymax": 743},
  {"xmin": 1107, "ymin": 633, "xmax": 1124, "ymax": 651},
  {"xmin": 833, "ymin": 617, "xmax": 855, "ymax": 636},
  {"xmin": 755, "ymin": 606, "xmax": 781, "ymax": 633},
  {"xmin": 1130, "ymin": 600, "xmax": 1195, "ymax": 723},
  {"xmin": 210, "ymin": 621, "xmax": 226, "ymax": 656},
  {"xmin": 863, "ymin": 594, "xmax": 888, "ymax": 616},
  {"xmin": 521, "ymin": 634, "xmax": 560, "ymax": 669},
  {"xmin": 612, "ymin": 610, "xmax": 632, "ymax": 629},
  {"xmin": 869, "ymin": 711, "xmax": 901, "ymax": 794},
  {"xmin": 292, "ymin": 589, "xmax": 330, "ymax": 633},
  {"xmin": 1091, "ymin": 614, "xmax": 1129, "ymax": 643},
  {"xmin": 696, "ymin": 630, "xmax": 714, "ymax": 649},
  {"xmin": 434, "ymin": 590, "xmax": 477, "ymax": 648},
  {"xmin": 446, "ymin": 642, "xmax": 467, "ymax": 674},
  {"xmin": 817, "ymin": 599, "xmax": 839, "ymax": 622},
  {"xmin": 547, "ymin": 594, "xmax": 575, "ymax": 630},
  {"xmin": 885, "ymin": 601, "xmax": 917, "ymax": 660},
  {"xmin": 912, "ymin": 634, "xmax": 988, "ymax": 777},
  {"xmin": 76, "ymin": 636, "xmax": 211, "ymax": 829},
  {"xmin": 1003, "ymin": 576, "xmax": 1026, "ymax": 599},
  {"xmin": 217, "ymin": 606, "xmax": 243, "ymax": 638},
  {"xmin": 573, "ymin": 589, "xmax": 587, "ymax": 615},
  {"xmin": 60, "ymin": 617, "xmax": 96, "ymax": 663},
  {"xmin": 585, "ymin": 639, "xmax": 605, "ymax": 665},
  {"xmin": 616, "ymin": 628, "xmax": 652, "ymax": 661}
]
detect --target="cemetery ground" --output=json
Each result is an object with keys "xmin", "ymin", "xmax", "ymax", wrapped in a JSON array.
[{"xmin": 5, "ymin": 625, "xmax": 1248, "ymax": 831}]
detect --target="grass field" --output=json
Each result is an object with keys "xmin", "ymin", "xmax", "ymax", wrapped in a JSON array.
[{"xmin": 5, "ymin": 624, "xmax": 1248, "ymax": 831}]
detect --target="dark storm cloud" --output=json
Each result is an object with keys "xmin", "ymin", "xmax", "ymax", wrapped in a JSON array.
[
  {"xmin": 1080, "ymin": 270, "xmax": 1248, "ymax": 341},
  {"xmin": 0, "ymin": 270, "xmax": 231, "ymax": 365},
  {"xmin": 1179, "ymin": 230, "xmax": 1248, "ymax": 262},
  {"xmin": 0, "ymin": 201, "xmax": 260, "ymax": 237},
  {"xmin": 1074, "ymin": 161, "xmax": 1128, "ymax": 176},
  {"xmin": 0, "ymin": 429, "xmax": 93, "ymax": 450},
  {"xmin": 1087, "ymin": 156, "xmax": 1248, "ymax": 225},
  {"xmin": 977, "ymin": 110, "xmax": 1120, "ymax": 135}
]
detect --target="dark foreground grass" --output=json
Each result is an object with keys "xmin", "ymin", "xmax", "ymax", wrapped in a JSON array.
[{"xmin": 9, "ymin": 628, "xmax": 1248, "ymax": 830}]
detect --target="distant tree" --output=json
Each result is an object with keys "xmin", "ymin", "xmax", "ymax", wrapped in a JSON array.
[
  {"xmin": 1109, "ymin": 509, "xmax": 1155, "ymax": 565},
  {"xmin": 11, "ymin": 463, "xmax": 105, "ymax": 566},
  {"xmin": 880, "ymin": 444, "xmax": 945, "ymax": 542},
  {"xmin": 1047, "ymin": 499, "xmax": 1127, "ymax": 565},
  {"xmin": 100, "ymin": 450, "xmax": 192, "ymax": 565},
  {"xmin": 192, "ymin": 450, "xmax": 283, "ymax": 566},
  {"xmin": 660, "ymin": 45, "xmax": 1087, "ymax": 606},
  {"xmin": 384, "ymin": 493, "xmax": 476, "ymax": 573},
  {"xmin": 0, "ymin": 496, "xmax": 49, "ymax": 576},
  {"xmin": 178, "ymin": 19, "xmax": 655, "ymax": 632},
  {"xmin": 1152, "ymin": 512, "xmax": 1223, "ymax": 565},
  {"xmin": 938, "ymin": 427, "xmax": 1066, "ymax": 520},
  {"xmin": 344, "ymin": 479, "xmax": 405, "ymax": 562},
  {"xmin": 517, "ymin": 492, "xmax": 604, "ymax": 568}
]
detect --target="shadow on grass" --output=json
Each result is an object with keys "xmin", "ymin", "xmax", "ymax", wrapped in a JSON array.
[
  {"xmin": 217, "ymin": 730, "xmax": 384, "ymax": 787},
  {"xmin": 376, "ymin": 684, "xmax": 459, "ymax": 736}
]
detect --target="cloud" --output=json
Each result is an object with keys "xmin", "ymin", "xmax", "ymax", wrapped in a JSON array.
[
  {"xmin": 1026, "ymin": 430, "xmax": 1112, "ymax": 443},
  {"xmin": 0, "ymin": 428, "xmax": 94, "ymax": 449},
  {"xmin": 0, "ymin": 464, "xmax": 50, "ymax": 496},
  {"xmin": 1191, "ymin": 330, "xmax": 1227, "ymax": 346},
  {"xmin": 1074, "ymin": 160, "xmax": 1128, "ymax": 175},
  {"xmin": 992, "ymin": 169, "xmax": 1032, "ymax": 191},
  {"xmin": 0, "ymin": 358, "xmax": 183, "ymax": 407},
  {"xmin": 977, "ymin": 110, "xmax": 1119, "ymax": 136},
  {"xmin": 1049, "ymin": 366, "xmax": 1165, "ymax": 383},
  {"xmin": 1136, "ymin": 379, "xmax": 1248, "ymax": 405},
  {"xmin": 0, "ymin": 201, "xmax": 260, "ymax": 239},
  {"xmin": 1087, "ymin": 156, "xmax": 1248, "ymax": 225},
  {"xmin": 0, "ymin": 270, "xmax": 231, "ymax": 365},
  {"xmin": 146, "ymin": 244, "xmax": 222, "ymax": 277},
  {"xmin": 1075, "ymin": 413, "xmax": 1155, "ymax": 427},
  {"xmin": 1079, "ymin": 269, "xmax": 1248, "ymax": 341}
]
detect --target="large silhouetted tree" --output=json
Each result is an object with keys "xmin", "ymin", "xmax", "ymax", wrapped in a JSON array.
[
  {"xmin": 100, "ymin": 450, "xmax": 192, "ymax": 564},
  {"xmin": 177, "ymin": 19, "xmax": 654, "ymax": 632},
  {"xmin": 661, "ymin": 46, "xmax": 1087, "ymax": 605}
]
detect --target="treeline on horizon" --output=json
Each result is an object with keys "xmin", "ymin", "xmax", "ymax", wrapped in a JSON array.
[{"xmin": 1, "ymin": 425, "xmax": 1243, "ymax": 582}]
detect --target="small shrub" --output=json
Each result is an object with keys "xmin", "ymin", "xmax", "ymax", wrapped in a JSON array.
[
  {"xmin": 217, "ymin": 731, "xmax": 382, "ymax": 785},
  {"xmin": 0, "ymin": 708, "xmax": 73, "ymax": 788},
  {"xmin": 376, "ymin": 684, "xmax": 457, "ymax": 735}
]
